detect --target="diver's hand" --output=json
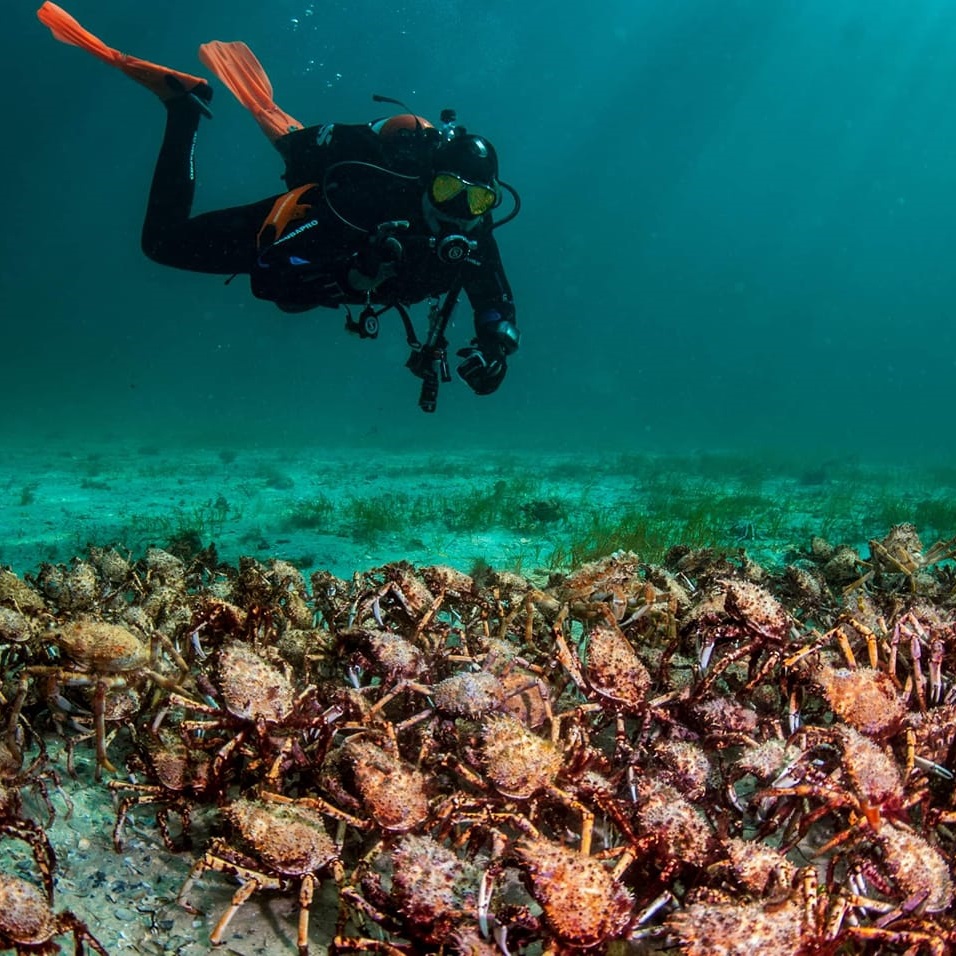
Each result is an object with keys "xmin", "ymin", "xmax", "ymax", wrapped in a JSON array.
[{"xmin": 456, "ymin": 345, "xmax": 507, "ymax": 395}]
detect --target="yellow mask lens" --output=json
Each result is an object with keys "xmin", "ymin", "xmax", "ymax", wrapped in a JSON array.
[
  {"xmin": 466, "ymin": 184, "xmax": 497, "ymax": 216},
  {"xmin": 431, "ymin": 173, "xmax": 498, "ymax": 216},
  {"xmin": 431, "ymin": 173, "xmax": 465, "ymax": 204}
]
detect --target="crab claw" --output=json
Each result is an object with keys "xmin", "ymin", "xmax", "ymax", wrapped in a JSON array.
[{"xmin": 477, "ymin": 869, "xmax": 494, "ymax": 939}]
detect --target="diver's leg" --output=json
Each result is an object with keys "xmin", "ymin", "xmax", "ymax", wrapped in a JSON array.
[
  {"xmin": 141, "ymin": 97, "xmax": 273, "ymax": 274},
  {"xmin": 141, "ymin": 98, "xmax": 204, "ymax": 259},
  {"xmin": 37, "ymin": 3, "xmax": 267, "ymax": 276}
]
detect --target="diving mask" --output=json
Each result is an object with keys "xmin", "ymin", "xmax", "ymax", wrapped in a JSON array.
[{"xmin": 430, "ymin": 172, "xmax": 499, "ymax": 217}]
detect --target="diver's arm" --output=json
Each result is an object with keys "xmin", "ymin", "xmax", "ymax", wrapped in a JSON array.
[
  {"xmin": 463, "ymin": 233, "xmax": 518, "ymax": 351},
  {"xmin": 457, "ymin": 233, "xmax": 518, "ymax": 395}
]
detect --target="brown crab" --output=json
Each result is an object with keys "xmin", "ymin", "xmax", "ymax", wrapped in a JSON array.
[
  {"xmin": 683, "ymin": 578, "xmax": 794, "ymax": 697},
  {"xmin": 310, "ymin": 570, "xmax": 355, "ymax": 634},
  {"xmin": 233, "ymin": 558, "xmax": 315, "ymax": 631},
  {"xmin": 668, "ymin": 866, "xmax": 952, "ymax": 956},
  {"xmin": 336, "ymin": 625, "xmax": 427, "ymax": 690},
  {"xmin": 910, "ymin": 700, "xmax": 956, "ymax": 783},
  {"xmin": 864, "ymin": 523, "xmax": 956, "ymax": 595},
  {"xmin": 170, "ymin": 641, "xmax": 337, "ymax": 786},
  {"xmin": 0, "ymin": 729, "xmax": 60, "ymax": 903},
  {"xmin": 369, "ymin": 652, "xmax": 549, "ymax": 743},
  {"xmin": 335, "ymin": 832, "xmax": 487, "ymax": 954},
  {"xmin": 786, "ymin": 618, "xmax": 908, "ymax": 737},
  {"xmin": 712, "ymin": 835, "xmax": 797, "ymax": 899},
  {"xmin": 666, "ymin": 875, "xmax": 833, "ymax": 956},
  {"xmin": 311, "ymin": 731, "xmax": 431, "ymax": 834},
  {"xmin": 0, "ymin": 874, "xmax": 108, "ymax": 956},
  {"xmin": 0, "ymin": 569, "xmax": 48, "ymax": 616},
  {"xmin": 627, "ymin": 777, "xmax": 719, "ymax": 886},
  {"xmin": 856, "ymin": 822, "xmax": 954, "ymax": 915},
  {"xmin": 107, "ymin": 728, "xmax": 216, "ymax": 850},
  {"xmin": 759, "ymin": 725, "xmax": 925, "ymax": 856},
  {"xmin": 511, "ymin": 833, "xmax": 635, "ymax": 949},
  {"xmin": 789, "ymin": 606, "xmax": 950, "ymax": 721},
  {"xmin": 349, "ymin": 562, "xmax": 440, "ymax": 636},
  {"xmin": 420, "ymin": 564, "xmax": 486, "ymax": 618},
  {"xmin": 178, "ymin": 597, "xmax": 248, "ymax": 663},
  {"xmin": 550, "ymin": 609, "xmax": 657, "ymax": 758},
  {"xmin": 554, "ymin": 611, "xmax": 652, "ymax": 704},
  {"xmin": 178, "ymin": 794, "xmax": 343, "ymax": 955},
  {"xmin": 435, "ymin": 805, "xmax": 638, "ymax": 951},
  {"xmin": 814, "ymin": 661, "xmax": 907, "ymax": 740},
  {"xmin": 530, "ymin": 551, "xmax": 646, "ymax": 625},
  {"xmin": 25, "ymin": 618, "xmax": 190, "ymax": 778},
  {"xmin": 446, "ymin": 713, "xmax": 635, "ymax": 857}
]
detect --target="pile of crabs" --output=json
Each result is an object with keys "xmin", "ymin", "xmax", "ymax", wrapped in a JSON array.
[{"xmin": 2, "ymin": 522, "xmax": 956, "ymax": 955}]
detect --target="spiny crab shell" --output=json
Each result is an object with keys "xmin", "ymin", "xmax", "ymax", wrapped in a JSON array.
[
  {"xmin": 585, "ymin": 619, "xmax": 651, "ymax": 708},
  {"xmin": 215, "ymin": 642, "xmax": 294, "ymax": 721},
  {"xmin": 871, "ymin": 523, "xmax": 924, "ymax": 571},
  {"xmin": 381, "ymin": 834, "xmax": 481, "ymax": 944},
  {"xmin": 813, "ymin": 664, "xmax": 906, "ymax": 739},
  {"xmin": 341, "ymin": 626, "xmax": 425, "ymax": 681},
  {"xmin": 224, "ymin": 799, "xmax": 337, "ymax": 876},
  {"xmin": 419, "ymin": 564, "xmax": 478, "ymax": 600},
  {"xmin": 379, "ymin": 562, "xmax": 436, "ymax": 616},
  {"xmin": 321, "ymin": 736, "xmax": 429, "ymax": 832},
  {"xmin": 430, "ymin": 670, "xmax": 507, "ymax": 717},
  {"xmin": 635, "ymin": 779, "xmax": 715, "ymax": 867},
  {"xmin": 877, "ymin": 824, "xmax": 953, "ymax": 914},
  {"xmin": 667, "ymin": 894, "xmax": 806, "ymax": 955},
  {"xmin": 720, "ymin": 836, "xmax": 797, "ymax": 897},
  {"xmin": 720, "ymin": 579, "xmax": 792, "ymax": 640},
  {"xmin": 513, "ymin": 836, "xmax": 633, "ymax": 948},
  {"xmin": 52, "ymin": 619, "xmax": 149, "ymax": 671},
  {"xmin": 480, "ymin": 714, "xmax": 563, "ymax": 799},
  {"xmin": 560, "ymin": 551, "xmax": 642, "ymax": 599},
  {"xmin": 0, "ymin": 606, "xmax": 35, "ymax": 644},
  {"xmin": 144, "ymin": 734, "xmax": 212, "ymax": 792},
  {"xmin": 0, "ymin": 874, "xmax": 58, "ymax": 946},
  {"xmin": 0, "ymin": 569, "xmax": 46, "ymax": 614},
  {"xmin": 830, "ymin": 725, "xmax": 902, "ymax": 808}
]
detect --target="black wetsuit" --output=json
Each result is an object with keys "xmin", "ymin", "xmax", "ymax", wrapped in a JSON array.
[{"xmin": 142, "ymin": 98, "xmax": 516, "ymax": 325}]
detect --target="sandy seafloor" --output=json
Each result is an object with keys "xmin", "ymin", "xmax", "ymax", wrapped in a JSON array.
[{"xmin": 2, "ymin": 438, "xmax": 955, "ymax": 954}]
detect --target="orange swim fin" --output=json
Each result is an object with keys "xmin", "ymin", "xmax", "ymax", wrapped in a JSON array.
[
  {"xmin": 198, "ymin": 41, "xmax": 303, "ymax": 143},
  {"xmin": 37, "ymin": 2, "xmax": 211, "ymax": 111}
]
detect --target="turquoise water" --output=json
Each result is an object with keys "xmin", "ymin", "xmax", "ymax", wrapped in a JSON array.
[
  {"xmin": 4, "ymin": 1, "xmax": 955, "ymax": 466},
  {"xmin": 5, "ymin": 8, "xmax": 956, "ymax": 941}
]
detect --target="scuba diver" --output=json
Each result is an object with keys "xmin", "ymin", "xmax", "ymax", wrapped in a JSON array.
[{"xmin": 37, "ymin": 3, "xmax": 521, "ymax": 411}]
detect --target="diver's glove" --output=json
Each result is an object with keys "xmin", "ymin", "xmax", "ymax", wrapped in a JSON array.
[
  {"xmin": 348, "ymin": 221, "xmax": 407, "ymax": 292},
  {"xmin": 456, "ymin": 344, "xmax": 507, "ymax": 395},
  {"xmin": 457, "ymin": 313, "xmax": 519, "ymax": 395}
]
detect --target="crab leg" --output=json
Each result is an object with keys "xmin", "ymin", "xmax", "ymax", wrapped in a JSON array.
[
  {"xmin": 92, "ymin": 681, "xmax": 117, "ymax": 778},
  {"xmin": 929, "ymin": 639, "xmax": 944, "ymax": 706},
  {"xmin": 910, "ymin": 632, "xmax": 927, "ymax": 714},
  {"xmin": 210, "ymin": 878, "xmax": 262, "ymax": 945},
  {"xmin": 297, "ymin": 873, "xmax": 315, "ymax": 956},
  {"xmin": 477, "ymin": 869, "xmax": 494, "ymax": 938}
]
